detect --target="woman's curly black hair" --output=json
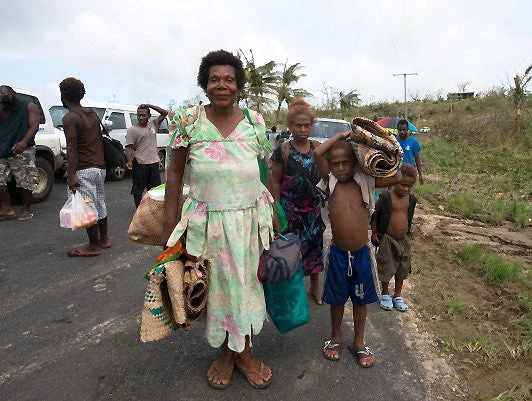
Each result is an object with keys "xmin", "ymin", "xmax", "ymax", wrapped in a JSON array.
[
  {"xmin": 197, "ymin": 50, "xmax": 246, "ymax": 90},
  {"xmin": 59, "ymin": 77, "xmax": 86, "ymax": 103}
]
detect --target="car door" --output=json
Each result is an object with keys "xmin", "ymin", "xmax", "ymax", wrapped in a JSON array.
[{"xmin": 104, "ymin": 110, "xmax": 128, "ymax": 147}]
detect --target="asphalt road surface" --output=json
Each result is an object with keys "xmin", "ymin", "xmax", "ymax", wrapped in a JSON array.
[{"xmin": 1, "ymin": 176, "xmax": 430, "ymax": 401}]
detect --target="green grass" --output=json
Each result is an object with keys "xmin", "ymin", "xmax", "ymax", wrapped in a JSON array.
[
  {"xmin": 491, "ymin": 384, "xmax": 532, "ymax": 401},
  {"xmin": 418, "ymin": 135, "xmax": 531, "ymax": 227},
  {"xmin": 457, "ymin": 244, "xmax": 521, "ymax": 286},
  {"xmin": 446, "ymin": 295, "xmax": 473, "ymax": 317}
]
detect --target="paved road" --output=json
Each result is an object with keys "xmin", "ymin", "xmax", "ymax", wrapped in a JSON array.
[{"xmin": 1, "ymin": 177, "xmax": 430, "ymax": 401}]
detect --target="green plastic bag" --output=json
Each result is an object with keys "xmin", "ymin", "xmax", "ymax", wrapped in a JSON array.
[{"xmin": 263, "ymin": 266, "xmax": 310, "ymax": 334}]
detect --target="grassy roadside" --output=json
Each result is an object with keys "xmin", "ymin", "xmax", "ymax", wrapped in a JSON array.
[
  {"xmin": 411, "ymin": 239, "xmax": 531, "ymax": 400},
  {"xmin": 417, "ymin": 134, "xmax": 532, "ymax": 227},
  {"xmin": 409, "ymin": 129, "xmax": 531, "ymax": 399}
]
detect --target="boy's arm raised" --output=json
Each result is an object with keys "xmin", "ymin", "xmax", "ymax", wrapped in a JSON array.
[{"xmin": 313, "ymin": 131, "xmax": 350, "ymax": 180}]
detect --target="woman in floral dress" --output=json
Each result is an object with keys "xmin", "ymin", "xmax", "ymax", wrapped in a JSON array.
[
  {"xmin": 162, "ymin": 50, "xmax": 275, "ymax": 389},
  {"xmin": 270, "ymin": 98, "xmax": 325, "ymax": 304}
]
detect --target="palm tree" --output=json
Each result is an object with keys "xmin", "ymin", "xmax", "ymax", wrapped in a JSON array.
[
  {"xmin": 273, "ymin": 61, "xmax": 312, "ymax": 125},
  {"xmin": 339, "ymin": 89, "xmax": 361, "ymax": 120},
  {"xmin": 238, "ymin": 49, "xmax": 278, "ymax": 114},
  {"xmin": 511, "ymin": 64, "xmax": 532, "ymax": 136}
]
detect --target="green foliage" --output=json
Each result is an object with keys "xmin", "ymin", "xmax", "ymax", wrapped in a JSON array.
[
  {"xmin": 416, "ymin": 181, "xmax": 440, "ymax": 198},
  {"xmin": 457, "ymin": 244, "xmax": 521, "ymax": 286},
  {"xmin": 418, "ymin": 133, "xmax": 531, "ymax": 227},
  {"xmin": 446, "ymin": 192, "xmax": 483, "ymax": 218},
  {"xmin": 491, "ymin": 384, "xmax": 532, "ymax": 401},
  {"xmin": 446, "ymin": 295, "xmax": 472, "ymax": 317}
]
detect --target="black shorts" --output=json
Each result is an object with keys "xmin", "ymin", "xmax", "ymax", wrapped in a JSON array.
[{"xmin": 131, "ymin": 160, "xmax": 161, "ymax": 196}]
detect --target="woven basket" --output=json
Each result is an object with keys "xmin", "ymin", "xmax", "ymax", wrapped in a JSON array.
[
  {"xmin": 128, "ymin": 194, "xmax": 166, "ymax": 246},
  {"xmin": 140, "ymin": 269, "xmax": 178, "ymax": 342}
]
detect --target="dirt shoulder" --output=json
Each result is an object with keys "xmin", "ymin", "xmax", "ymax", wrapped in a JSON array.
[{"xmin": 408, "ymin": 202, "xmax": 532, "ymax": 400}]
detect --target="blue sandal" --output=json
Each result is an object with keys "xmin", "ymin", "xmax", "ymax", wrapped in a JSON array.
[
  {"xmin": 392, "ymin": 297, "xmax": 408, "ymax": 312},
  {"xmin": 380, "ymin": 295, "xmax": 393, "ymax": 311}
]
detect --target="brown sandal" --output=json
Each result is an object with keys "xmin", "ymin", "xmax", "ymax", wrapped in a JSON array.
[
  {"xmin": 235, "ymin": 361, "xmax": 272, "ymax": 389},
  {"xmin": 207, "ymin": 359, "xmax": 234, "ymax": 390}
]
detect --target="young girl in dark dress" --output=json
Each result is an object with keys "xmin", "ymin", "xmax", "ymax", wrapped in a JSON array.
[{"xmin": 270, "ymin": 98, "xmax": 325, "ymax": 304}]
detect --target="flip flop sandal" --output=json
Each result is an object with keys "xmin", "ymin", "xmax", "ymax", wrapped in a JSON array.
[
  {"xmin": 323, "ymin": 340, "xmax": 341, "ymax": 361},
  {"xmin": 348, "ymin": 345, "xmax": 375, "ymax": 368},
  {"xmin": 380, "ymin": 295, "xmax": 393, "ymax": 311},
  {"xmin": 207, "ymin": 360, "xmax": 234, "ymax": 390},
  {"xmin": 392, "ymin": 297, "xmax": 409, "ymax": 312},
  {"xmin": 100, "ymin": 242, "xmax": 112, "ymax": 249},
  {"xmin": 235, "ymin": 361, "xmax": 272, "ymax": 389},
  {"xmin": 67, "ymin": 248, "xmax": 101, "ymax": 257}
]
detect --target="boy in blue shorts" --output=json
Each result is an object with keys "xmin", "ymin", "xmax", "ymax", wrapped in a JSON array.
[{"xmin": 314, "ymin": 131, "xmax": 401, "ymax": 367}]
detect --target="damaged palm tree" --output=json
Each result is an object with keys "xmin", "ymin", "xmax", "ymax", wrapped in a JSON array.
[{"xmin": 511, "ymin": 64, "xmax": 532, "ymax": 136}]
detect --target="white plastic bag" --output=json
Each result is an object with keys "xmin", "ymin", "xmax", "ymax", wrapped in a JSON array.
[{"xmin": 59, "ymin": 192, "xmax": 97, "ymax": 230}]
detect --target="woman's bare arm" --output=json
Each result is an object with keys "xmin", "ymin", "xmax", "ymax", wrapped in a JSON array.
[{"xmin": 163, "ymin": 147, "xmax": 188, "ymax": 243}]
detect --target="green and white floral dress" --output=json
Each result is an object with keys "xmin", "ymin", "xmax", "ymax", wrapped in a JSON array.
[{"xmin": 167, "ymin": 105, "xmax": 274, "ymax": 352}]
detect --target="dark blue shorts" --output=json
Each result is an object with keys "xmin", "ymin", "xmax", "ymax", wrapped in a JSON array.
[{"xmin": 323, "ymin": 244, "xmax": 379, "ymax": 305}]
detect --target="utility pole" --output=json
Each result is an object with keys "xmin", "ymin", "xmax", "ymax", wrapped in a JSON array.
[{"xmin": 393, "ymin": 73, "xmax": 418, "ymax": 119}]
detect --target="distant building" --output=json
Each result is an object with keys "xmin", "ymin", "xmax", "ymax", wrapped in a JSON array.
[{"xmin": 447, "ymin": 92, "xmax": 474, "ymax": 100}]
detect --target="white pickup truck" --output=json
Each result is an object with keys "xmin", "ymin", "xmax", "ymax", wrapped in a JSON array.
[
  {"xmin": 49, "ymin": 102, "xmax": 170, "ymax": 181},
  {"xmin": 8, "ymin": 89, "xmax": 63, "ymax": 202}
]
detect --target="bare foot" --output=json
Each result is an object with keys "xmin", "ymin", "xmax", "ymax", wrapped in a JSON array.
[
  {"xmin": 0, "ymin": 208, "xmax": 16, "ymax": 219},
  {"xmin": 17, "ymin": 211, "xmax": 33, "ymax": 221},
  {"xmin": 207, "ymin": 350, "xmax": 234, "ymax": 389},
  {"xmin": 234, "ymin": 352, "xmax": 272, "ymax": 388}
]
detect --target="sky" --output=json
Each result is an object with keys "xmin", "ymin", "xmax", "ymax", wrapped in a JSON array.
[{"xmin": 2, "ymin": 0, "xmax": 531, "ymax": 110}]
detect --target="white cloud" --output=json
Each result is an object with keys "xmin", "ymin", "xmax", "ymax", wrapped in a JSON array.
[{"xmin": 2, "ymin": 0, "xmax": 531, "ymax": 111}]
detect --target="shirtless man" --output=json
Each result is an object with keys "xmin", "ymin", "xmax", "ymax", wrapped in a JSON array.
[
  {"xmin": 314, "ymin": 131, "xmax": 401, "ymax": 367},
  {"xmin": 371, "ymin": 164, "xmax": 417, "ymax": 312}
]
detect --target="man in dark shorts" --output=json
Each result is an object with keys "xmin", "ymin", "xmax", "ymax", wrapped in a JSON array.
[
  {"xmin": 60, "ymin": 77, "xmax": 110, "ymax": 257},
  {"xmin": 125, "ymin": 104, "xmax": 168, "ymax": 208},
  {"xmin": 0, "ymin": 85, "xmax": 40, "ymax": 221}
]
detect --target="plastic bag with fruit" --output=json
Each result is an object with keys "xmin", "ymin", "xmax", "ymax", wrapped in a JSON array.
[{"xmin": 59, "ymin": 191, "xmax": 98, "ymax": 230}]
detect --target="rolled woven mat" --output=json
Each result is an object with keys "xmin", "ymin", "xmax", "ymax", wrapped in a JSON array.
[
  {"xmin": 183, "ymin": 259, "xmax": 210, "ymax": 320},
  {"xmin": 140, "ymin": 268, "xmax": 178, "ymax": 342},
  {"xmin": 349, "ymin": 117, "xmax": 404, "ymax": 177},
  {"xmin": 165, "ymin": 259, "xmax": 187, "ymax": 325}
]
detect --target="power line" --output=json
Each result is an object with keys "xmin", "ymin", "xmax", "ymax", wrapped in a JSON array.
[
  {"xmin": 375, "ymin": 0, "xmax": 401, "ymax": 62},
  {"xmin": 349, "ymin": 0, "xmax": 380, "ymax": 53},
  {"xmin": 393, "ymin": 72, "xmax": 418, "ymax": 118},
  {"xmin": 402, "ymin": 0, "xmax": 417, "ymax": 66}
]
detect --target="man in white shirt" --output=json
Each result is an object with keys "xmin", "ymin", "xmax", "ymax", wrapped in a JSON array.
[{"xmin": 125, "ymin": 104, "xmax": 168, "ymax": 207}]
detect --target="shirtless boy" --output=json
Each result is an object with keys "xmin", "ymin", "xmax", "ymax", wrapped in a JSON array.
[
  {"xmin": 371, "ymin": 164, "xmax": 417, "ymax": 312},
  {"xmin": 314, "ymin": 132, "xmax": 401, "ymax": 367}
]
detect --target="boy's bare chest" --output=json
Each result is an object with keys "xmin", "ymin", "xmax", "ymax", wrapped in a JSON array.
[
  {"xmin": 391, "ymin": 193, "xmax": 409, "ymax": 214},
  {"xmin": 329, "ymin": 182, "xmax": 366, "ymax": 220}
]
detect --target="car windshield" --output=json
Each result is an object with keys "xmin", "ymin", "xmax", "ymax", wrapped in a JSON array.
[
  {"xmin": 310, "ymin": 120, "xmax": 350, "ymax": 139},
  {"xmin": 49, "ymin": 106, "xmax": 106, "ymax": 128}
]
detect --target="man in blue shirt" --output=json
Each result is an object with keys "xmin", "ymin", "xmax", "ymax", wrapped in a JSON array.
[{"xmin": 396, "ymin": 120, "xmax": 423, "ymax": 184}]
